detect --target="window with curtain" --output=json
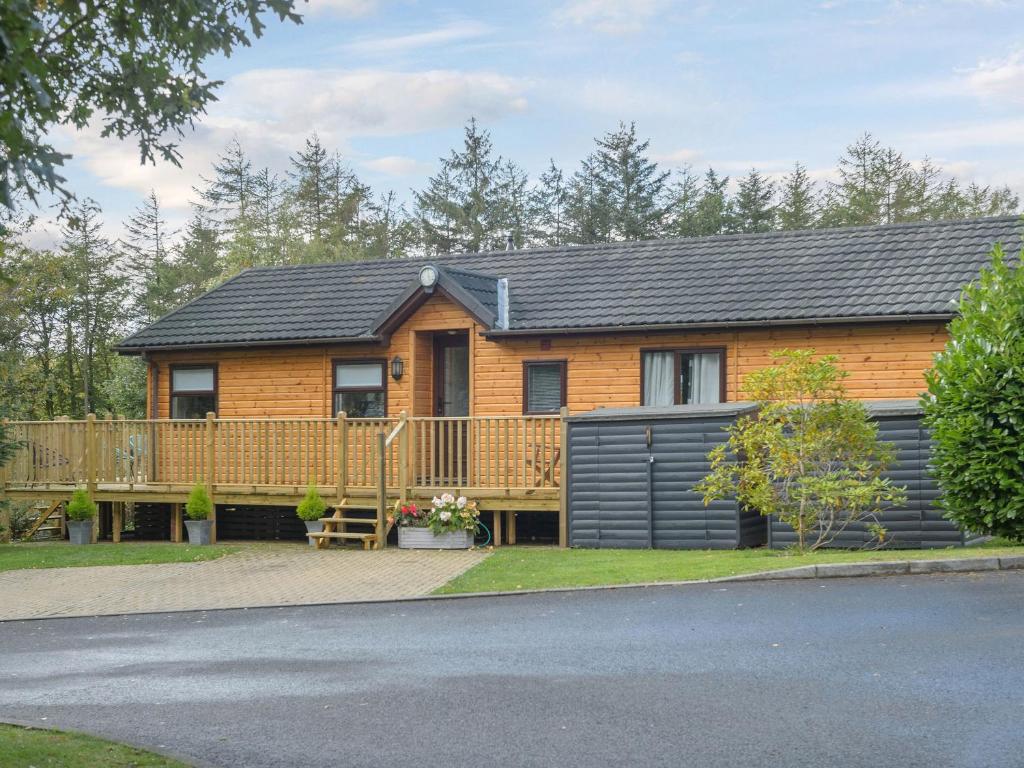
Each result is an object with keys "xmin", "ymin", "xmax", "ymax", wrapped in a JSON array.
[
  {"xmin": 333, "ymin": 360, "xmax": 386, "ymax": 417},
  {"xmin": 642, "ymin": 350, "xmax": 724, "ymax": 405},
  {"xmin": 170, "ymin": 366, "xmax": 217, "ymax": 419},
  {"xmin": 523, "ymin": 361, "xmax": 566, "ymax": 414}
]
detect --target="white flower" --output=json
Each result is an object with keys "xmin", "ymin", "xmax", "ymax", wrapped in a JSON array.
[
  {"xmin": 439, "ymin": 510, "xmax": 452, "ymax": 522},
  {"xmin": 456, "ymin": 496, "xmax": 467, "ymax": 508},
  {"xmin": 441, "ymin": 493, "xmax": 455, "ymax": 505},
  {"xmin": 432, "ymin": 496, "xmax": 442, "ymax": 507}
]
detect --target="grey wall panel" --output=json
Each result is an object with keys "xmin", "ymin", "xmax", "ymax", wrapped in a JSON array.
[
  {"xmin": 567, "ymin": 407, "xmax": 766, "ymax": 549},
  {"xmin": 768, "ymin": 411, "xmax": 968, "ymax": 549}
]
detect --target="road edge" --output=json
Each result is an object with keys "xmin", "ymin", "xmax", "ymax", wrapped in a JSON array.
[{"xmin": 2, "ymin": 554, "xmax": 1022, "ymax": 624}]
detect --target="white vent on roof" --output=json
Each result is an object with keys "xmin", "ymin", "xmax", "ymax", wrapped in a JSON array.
[{"xmin": 496, "ymin": 278, "xmax": 509, "ymax": 330}]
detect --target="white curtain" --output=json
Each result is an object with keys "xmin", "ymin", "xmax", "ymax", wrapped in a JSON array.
[
  {"xmin": 643, "ymin": 352, "xmax": 675, "ymax": 406},
  {"xmin": 687, "ymin": 353, "xmax": 721, "ymax": 404}
]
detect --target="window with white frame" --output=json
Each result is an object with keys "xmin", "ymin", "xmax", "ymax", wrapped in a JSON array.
[
  {"xmin": 170, "ymin": 366, "xmax": 217, "ymax": 419},
  {"xmin": 333, "ymin": 360, "xmax": 387, "ymax": 417},
  {"xmin": 641, "ymin": 349, "xmax": 724, "ymax": 406}
]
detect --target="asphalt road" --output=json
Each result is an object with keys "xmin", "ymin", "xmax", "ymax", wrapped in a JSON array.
[{"xmin": 2, "ymin": 572, "xmax": 1023, "ymax": 768}]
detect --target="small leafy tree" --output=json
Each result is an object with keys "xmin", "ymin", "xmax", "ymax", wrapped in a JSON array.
[
  {"xmin": 66, "ymin": 489, "xmax": 97, "ymax": 521},
  {"xmin": 186, "ymin": 483, "xmax": 212, "ymax": 521},
  {"xmin": 923, "ymin": 244, "xmax": 1024, "ymax": 541},
  {"xmin": 296, "ymin": 483, "xmax": 326, "ymax": 522},
  {"xmin": 696, "ymin": 350, "xmax": 906, "ymax": 552}
]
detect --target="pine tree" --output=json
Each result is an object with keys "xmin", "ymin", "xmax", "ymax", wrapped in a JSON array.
[
  {"xmin": 415, "ymin": 118, "xmax": 506, "ymax": 253},
  {"xmin": 958, "ymin": 182, "xmax": 1021, "ymax": 218},
  {"xmin": 565, "ymin": 155, "xmax": 610, "ymax": 244},
  {"xmin": 415, "ymin": 164, "xmax": 461, "ymax": 256},
  {"xmin": 730, "ymin": 169, "xmax": 776, "ymax": 233},
  {"xmin": 123, "ymin": 190, "xmax": 176, "ymax": 323},
  {"xmin": 492, "ymin": 159, "xmax": 530, "ymax": 249},
  {"xmin": 59, "ymin": 202, "xmax": 125, "ymax": 415},
  {"xmin": 663, "ymin": 167, "xmax": 702, "ymax": 237},
  {"xmin": 777, "ymin": 163, "xmax": 817, "ymax": 230},
  {"xmin": 448, "ymin": 117, "xmax": 501, "ymax": 252},
  {"xmin": 173, "ymin": 209, "xmax": 222, "ymax": 301},
  {"xmin": 592, "ymin": 122, "xmax": 669, "ymax": 240},
  {"xmin": 196, "ymin": 138, "xmax": 252, "ymax": 233},
  {"xmin": 529, "ymin": 161, "xmax": 569, "ymax": 246},
  {"xmin": 362, "ymin": 191, "xmax": 417, "ymax": 259},
  {"xmin": 820, "ymin": 133, "xmax": 884, "ymax": 227},
  {"xmin": 289, "ymin": 133, "xmax": 334, "ymax": 245},
  {"xmin": 226, "ymin": 167, "xmax": 288, "ymax": 271},
  {"xmin": 693, "ymin": 169, "xmax": 731, "ymax": 236}
]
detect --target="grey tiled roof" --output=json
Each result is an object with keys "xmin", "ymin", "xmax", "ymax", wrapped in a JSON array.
[{"xmin": 118, "ymin": 216, "xmax": 1022, "ymax": 351}]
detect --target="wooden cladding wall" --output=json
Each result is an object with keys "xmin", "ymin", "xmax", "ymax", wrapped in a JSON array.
[{"xmin": 148, "ymin": 294, "xmax": 948, "ymax": 419}]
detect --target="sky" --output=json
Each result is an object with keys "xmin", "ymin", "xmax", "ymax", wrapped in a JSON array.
[{"xmin": 30, "ymin": 0, "xmax": 1024, "ymax": 245}]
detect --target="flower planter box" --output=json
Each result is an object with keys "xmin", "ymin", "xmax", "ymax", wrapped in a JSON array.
[
  {"xmin": 304, "ymin": 520, "xmax": 324, "ymax": 547},
  {"xmin": 184, "ymin": 519, "xmax": 213, "ymax": 546},
  {"xmin": 397, "ymin": 527, "xmax": 473, "ymax": 550},
  {"xmin": 67, "ymin": 520, "xmax": 94, "ymax": 545}
]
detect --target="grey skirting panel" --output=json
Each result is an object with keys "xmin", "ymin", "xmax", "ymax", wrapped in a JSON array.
[{"xmin": 567, "ymin": 401, "xmax": 970, "ymax": 550}]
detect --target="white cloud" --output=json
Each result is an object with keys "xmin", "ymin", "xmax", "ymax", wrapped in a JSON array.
[
  {"xmin": 962, "ymin": 49, "xmax": 1024, "ymax": 104},
  {"xmin": 344, "ymin": 20, "xmax": 492, "ymax": 55},
  {"xmin": 362, "ymin": 155, "xmax": 433, "ymax": 176},
  {"xmin": 57, "ymin": 123, "xmax": 221, "ymax": 212},
  {"xmin": 302, "ymin": 0, "xmax": 377, "ymax": 17},
  {"xmin": 908, "ymin": 117, "xmax": 1024, "ymax": 149},
  {"xmin": 553, "ymin": 0, "xmax": 670, "ymax": 34},
  {"xmin": 652, "ymin": 148, "xmax": 702, "ymax": 165},
  {"xmin": 872, "ymin": 49, "xmax": 1024, "ymax": 105},
  {"xmin": 221, "ymin": 68, "xmax": 529, "ymax": 141},
  {"xmin": 59, "ymin": 68, "xmax": 530, "ymax": 212}
]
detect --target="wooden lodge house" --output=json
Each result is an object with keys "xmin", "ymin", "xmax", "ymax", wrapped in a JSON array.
[{"xmin": 4, "ymin": 216, "xmax": 1021, "ymax": 547}]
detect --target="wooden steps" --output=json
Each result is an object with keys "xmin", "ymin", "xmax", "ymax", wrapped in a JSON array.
[
  {"xmin": 23, "ymin": 501, "xmax": 65, "ymax": 541},
  {"xmin": 308, "ymin": 497, "xmax": 391, "ymax": 551},
  {"xmin": 316, "ymin": 517, "xmax": 375, "ymax": 525},
  {"xmin": 307, "ymin": 531, "xmax": 378, "ymax": 550}
]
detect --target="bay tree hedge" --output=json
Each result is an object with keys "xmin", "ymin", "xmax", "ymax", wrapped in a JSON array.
[{"xmin": 923, "ymin": 244, "xmax": 1024, "ymax": 541}]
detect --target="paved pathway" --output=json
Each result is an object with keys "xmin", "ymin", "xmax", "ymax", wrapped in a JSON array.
[
  {"xmin": 0, "ymin": 545, "xmax": 487, "ymax": 621},
  {"xmin": 1, "ymin": 572, "xmax": 1021, "ymax": 768}
]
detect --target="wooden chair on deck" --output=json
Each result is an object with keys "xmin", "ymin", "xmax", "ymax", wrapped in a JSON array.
[{"xmin": 526, "ymin": 445, "xmax": 560, "ymax": 487}]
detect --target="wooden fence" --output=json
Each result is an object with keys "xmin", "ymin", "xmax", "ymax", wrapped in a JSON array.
[{"xmin": 3, "ymin": 412, "xmax": 564, "ymax": 495}]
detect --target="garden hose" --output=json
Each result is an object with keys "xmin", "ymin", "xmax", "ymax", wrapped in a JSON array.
[{"xmin": 475, "ymin": 520, "xmax": 492, "ymax": 548}]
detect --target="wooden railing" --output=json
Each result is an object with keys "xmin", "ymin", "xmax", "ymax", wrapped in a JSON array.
[{"xmin": 3, "ymin": 412, "xmax": 564, "ymax": 495}]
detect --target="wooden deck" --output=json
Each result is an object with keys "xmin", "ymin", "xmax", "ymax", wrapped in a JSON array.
[{"xmin": 1, "ymin": 411, "xmax": 568, "ymax": 546}]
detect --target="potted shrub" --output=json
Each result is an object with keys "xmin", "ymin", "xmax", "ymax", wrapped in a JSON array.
[
  {"xmin": 184, "ymin": 483, "xmax": 213, "ymax": 545},
  {"xmin": 394, "ymin": 493, "xmax": 479, "ymax": 549},
  {"xmin": 65, "ymin": 489, "xmax": 97, "ymax": 545},
  {"xmin": 296, "ymin": 484, "xmax": 327, "ymax": 547}
]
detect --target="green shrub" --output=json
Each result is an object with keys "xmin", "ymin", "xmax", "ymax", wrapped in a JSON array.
[
  {"xmin": 66, "ymin": 489, "xmax": 97, "ymax": 521},
  {"xmin": 696, "ymin": 349, "xmax": 906, "ymax": 552},
  {"xmin": 924, "ymin": 244, "xmax": 1024, "ymax": 541},
  {"xmin": 185, "ymin": 483, "xmax": 213, "ymax": 521},
  {"xmin": 296, "ymin": 484, "xmax": 326, "ymax": 522}
]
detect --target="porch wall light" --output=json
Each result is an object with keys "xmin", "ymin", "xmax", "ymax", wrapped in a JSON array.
[{"xmin": 391, "ymin": 355, "xmax": 405, "ymax": 381}]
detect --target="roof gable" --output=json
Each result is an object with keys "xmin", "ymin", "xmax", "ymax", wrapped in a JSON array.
[
  {"xmin": 118, "ymin": 216, "xmax": 1023, "ymax": 352},
  {"xmin": 370, "ymin": 265, "xmax": 500, "ymax": 336}
]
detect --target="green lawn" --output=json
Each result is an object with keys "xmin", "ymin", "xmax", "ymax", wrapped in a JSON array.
[
  {"xmin": 0, "ymin": 723, "xmax": 190, "ymax": 767},
  {"xmin": 0, "ymin": 541, "xmax": 239, "ymax": 572},
  {"xmin": 436, "ymin": 538, "xmax": 1024, "ymax": 594}
]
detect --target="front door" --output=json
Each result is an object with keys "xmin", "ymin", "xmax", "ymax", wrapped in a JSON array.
[{"xmin": 433, "ymin": 332, "xmax": 469, "ymax": 482}]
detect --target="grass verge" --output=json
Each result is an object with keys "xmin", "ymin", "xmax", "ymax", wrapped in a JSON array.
[
  {"xmin": 0, "ymin": 723, "xmax": 190, "ymax": 767},
  {"xmin": 0, "ymin": 541, "xmax": 239, "ymax": 572},
  {"xmin": 435, "ymin": 538, "xmax": 1024, "ymax": 594}
]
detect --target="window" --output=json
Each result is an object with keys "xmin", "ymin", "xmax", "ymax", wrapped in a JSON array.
[
  {"xmin": 641, "ymin": 349, "xmax": 725, "ymax": 406},
  {"xmin": 333, "ymin": 360, "xmax": 386, "ymax": 417},
  {"xmin": 523, "ymin": 361, "xmax": 567, "ymax": 414},
  {"xmin": 170, "ymin": 366, "xmax": 217, "ymax": 419}
]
